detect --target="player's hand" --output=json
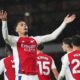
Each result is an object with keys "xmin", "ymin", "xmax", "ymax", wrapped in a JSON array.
[
  {"xmin": 63, "ymin": 14, "xmax": 76, "ymax": 24},
  {"xmin": 0, "ymin": 10, "xmax": 7, "ymax": 21}
]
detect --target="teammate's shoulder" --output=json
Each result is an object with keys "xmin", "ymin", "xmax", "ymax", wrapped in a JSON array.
[
  {"xmin": 11, "ymin": 35, "xmax": 19, "ymax": 38},
  {"xmin": 38, "ymin": 52, "xmax": 48, "ymax": 57},
  {"xmin": 42, "ymin": 53, "xmax": 50, "ymax": 57},
  {"xmin": 61, "ymin": 54, "xmax": 68, "ymax": 62},
  {"xmin": 43, "ymin": 54, "xmax": 53, "ymax": 60},
  {"xmin": 31, "ymin": 36, "xmax": 41, "ymax": 40},
  {"xmin": 4, "ymin": 55, "xmax": 13, "ymax": 60},
  {"xmin": 61, "ymin": 54, "xmax": 67, "ymax": 59}
]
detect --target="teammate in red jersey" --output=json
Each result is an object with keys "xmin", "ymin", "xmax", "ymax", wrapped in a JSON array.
[
  {"xmin": 0, "ymin": 10, "xmax": 76, "ymax": 80},
  {"xmin": 61, "ymin": 37, "xmax": 74, "ymax": 80},
  {"xmin": 0, "ymin": 55, "xmax": 15, "ymax": 80},
  {"xmin": 37, "ymin": 44, "xmax": 59, "ymax": 80},
  {"xmin": 58, "ymin": 35, "xmax": 80, "ymax": 80}
]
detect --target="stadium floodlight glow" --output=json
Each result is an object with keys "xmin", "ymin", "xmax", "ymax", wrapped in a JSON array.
[{"xmin": 24, "ymin": 12, "xmax": 30, "ymax": 16}]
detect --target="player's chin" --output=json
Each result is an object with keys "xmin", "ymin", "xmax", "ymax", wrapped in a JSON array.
[{"xmin": 25, "ymin": 31, "xmax": 28, "ymax": 35}]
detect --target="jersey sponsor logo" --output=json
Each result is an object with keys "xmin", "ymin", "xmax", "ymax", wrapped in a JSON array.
[{"xmin": 21, "ymin": 44, "xmax": 36, "ymax": 52}]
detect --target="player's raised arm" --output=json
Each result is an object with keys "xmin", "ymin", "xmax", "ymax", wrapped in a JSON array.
[
  {"xmin": 34, "ymin": 14, "xmax": 76, "ymax": 44},
  {"xmin": 0, "ymin": 10, "xmax": 18, "ymax": 45},
  {"xmin": 0, "ymin": 10, "xmax": 7, "ymax": 39},
  {"xmin": 0, "ymin": 10, "xmax": 9, "ymax": 43}
]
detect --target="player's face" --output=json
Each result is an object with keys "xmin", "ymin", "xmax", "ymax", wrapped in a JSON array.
[
  {"xmin": 62, "ymin": 42, "xmax": 69, "ymax": 52},
  {"xmin": 16, "ymin": 21, "xmax": 28, "ymax": 35}
]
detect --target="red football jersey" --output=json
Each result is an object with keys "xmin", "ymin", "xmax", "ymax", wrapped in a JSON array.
[
  {"xmin": 4, "ymin": 56, "xmax": 15, "ymax": 80},
  {"xmin": 68, "ymin": 50, "xmax": 80, "ymax": 80},
  {"xmin": 17, "ymin": 37, "xmax": 37, "ymax": 74},
  {"xmin": 37, "ymin": 52, "xmax": 56, "ymax": 80}
]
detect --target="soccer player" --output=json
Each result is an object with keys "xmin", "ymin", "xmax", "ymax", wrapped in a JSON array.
[
  {"xmin": 0, "ymin": 10, "xmax": 76, "ymax": 80},
  {"xmin": 37, "ymin": 44, "xmax": 59, "ymax": 80},
  {"xmin": 61, "ymin": 37, "xmax": 73, "ymax": 80},
  {"xmin": 0, "ymin": 55, "xmax": 15, "ymax": 80},
  {"xmin": 58, "ymin": 35, "xmax": 80, "ymax": 80}
]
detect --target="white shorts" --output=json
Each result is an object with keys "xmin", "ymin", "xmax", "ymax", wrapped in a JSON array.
[{"xmin": 16, "ymin": 74, "xmax": 39, "ymax": 80}]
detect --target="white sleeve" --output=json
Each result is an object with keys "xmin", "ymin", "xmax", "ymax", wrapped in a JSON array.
[
  {"xmin": 51, "ymin": 58, "xmax": 56, "ymax": 69},
  {"xmin": 58, "ymin": 54, "xmax": 69, "ymax": 77},
  {"xmin": 33, "ymin": 22, "xmax": 67, "ymax": 44},
  {"xmin": 0, "ymin": 59, "xmax": 4, "ymax": 74},
  {"xmin": 2, "ymin": 21, "xmax": 19, "ymax": 45}
]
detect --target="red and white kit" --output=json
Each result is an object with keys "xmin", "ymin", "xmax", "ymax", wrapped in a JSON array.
[
  {"xmin": 37, "ymin": 52, "xmax": 56, "ymax": 80},
  {"xmin": 59, "ymin": 50, "xmax": 80, "ymax": 80},
  {"xmin": 2, "ymin": 21, "xmax": 67, "ymax": 80},
  {"xmin": 0, "ymin": 55, "xmax": 15, "ymax": 80}
]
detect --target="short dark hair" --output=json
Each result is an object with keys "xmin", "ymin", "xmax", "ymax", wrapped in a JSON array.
[
  {"xmin": 14, "ymin": 19, "xmax": 27, "ymax": 30},
  {"xmin": 13, "ymin": 18, "xmax": 29, "ymax": 36},
  {"xmin": 72, "ymin": 35, "xmax": 80, "ymax": 46},
  {"xmin": 62, "ymin": 37, "xmax": 72, "ymax": 48},
  {"xmin": 37, "ymin": 44, "xmax": 44, "ymax": 50}
]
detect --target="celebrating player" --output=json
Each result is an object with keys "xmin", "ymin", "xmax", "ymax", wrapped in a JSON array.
[
  {"xmin": 37, "ymin": 44, "xmax": 59, "ymax": 80},
  {"xmin": 58, "ymin": 35, "xmax": 80, "ymax": 80},
  {"xmin": 0, "ymin": 10, "xmax": 76, "ymax": 80}
]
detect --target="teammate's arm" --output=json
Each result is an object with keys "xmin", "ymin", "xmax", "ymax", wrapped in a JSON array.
[
  {"xmin": 58, "ymin": 55, "xmax": 69, "ymax": 80},
  {"xmin": 51, "ymin": 58, "xmax": 59, "ymax": 80},
  {"xmin": 52, "ymin": 69, "xmax": 59, "ymax": 80},
  {"xmin": 0, "ymin": 59, "xmax": 4, "ymax": 74},
  {"xmin": 34, "ymin": 14, "xmax": 76, "ymax": 44}
]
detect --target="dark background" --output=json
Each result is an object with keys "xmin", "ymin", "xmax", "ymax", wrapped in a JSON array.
[
  {"xmin": 0, "ymin": 0, "xmax": 80, "ymax": 47},
  {"xmin": 0, "ymin": 0, "xmax": 80, "ymax": 80}
]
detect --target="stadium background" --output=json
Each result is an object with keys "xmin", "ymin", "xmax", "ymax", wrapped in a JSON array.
[{"xmin": 0, "ymin": 0, "xmax": 80, "ymax": 80}]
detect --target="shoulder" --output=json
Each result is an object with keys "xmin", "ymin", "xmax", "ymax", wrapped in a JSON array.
[
  {"xmin": 3, "ymin": 56, "xmax": 13, "ymax": 64},
  {"xmin": 31, "ymin": 36, "xmax": 41, "ymax": 40},
  {"xmin": 0, "ymin": 58, "xmax": 5, "ymax": 65},
  {"xmin": 61, "ymin": 54, "xmax": 67, "ymax": 61},
  {"xmin": 61, "ymin": 54, "xmax": 68, "ymax": 64},
  {"xmin": 31, "ymin": 36, "xmax": 42, "ymax": 44}
]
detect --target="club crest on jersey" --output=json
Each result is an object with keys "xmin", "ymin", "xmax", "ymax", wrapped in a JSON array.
[{"xmin": 22, "ymin": 40, "xmax": 25, "ymax": 43}]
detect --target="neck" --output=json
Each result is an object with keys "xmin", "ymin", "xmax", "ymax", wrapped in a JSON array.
[
  {"xmin": 73, "ymin": 47, "xmax": 80, "ymax": 51},
  {"xmin": 18, "ymin": 33, "xmax": 28, "ymax": 37},
  {"xmin": 67, "ymin": 48, "xmax": 73, "ymax": 53},
  {"xmin": 37, "ymin": 50, "xmax": 43, "ymax": 54}
]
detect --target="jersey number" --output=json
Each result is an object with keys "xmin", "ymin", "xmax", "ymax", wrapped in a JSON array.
[
  {"xmin": 37, "ymin": 61, "xmax": 50, "ymax": 75},
  {"xmin": 71, "ymin": 59, "xmax": 80, "ymax": 74}
]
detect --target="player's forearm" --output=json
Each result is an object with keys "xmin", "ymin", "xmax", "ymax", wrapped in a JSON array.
[
  {"xmin": 58, "ymin": 76, "xmax": 64, "ymax": 80},
  {"xmin": 58, "ymin": 64, "xmax": 66, "ymax": 79},
  {"xmin": 2, "ymin": 21, "xmax": 9, "ymax": 42},
  {"xmin": 52, "ymin": 69, "xmax": 59, "ymax": 80},
  {"xmin": 51, "ymin": 21, "xmax": 67, "ymax": 39},
  {"xmin": 39, "ymin": 21, "xmax": 67, "ymax": 43}
]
